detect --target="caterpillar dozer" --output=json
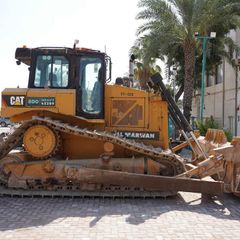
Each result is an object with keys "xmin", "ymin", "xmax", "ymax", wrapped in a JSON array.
[{"xmin": 0, "ymin": 45, "xmax": 239, "ymax": 197}]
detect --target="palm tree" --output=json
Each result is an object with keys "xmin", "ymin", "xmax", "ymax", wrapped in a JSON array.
[
  {"xmin": 136, "ymin": 0, "xmax": 240, "ymax": 121},
  {"xmin": 131, "ymin": 40, "xmax": 162, "ymax": 89}
]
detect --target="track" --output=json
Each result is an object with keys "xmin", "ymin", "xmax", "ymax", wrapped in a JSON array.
[
  {"xmin": 0, "ymin": 185, "xmax": 176, "ymax": 198},
  {"xmin": 0, "ymin": 116, "xmax": 186, "ymax": 197}
]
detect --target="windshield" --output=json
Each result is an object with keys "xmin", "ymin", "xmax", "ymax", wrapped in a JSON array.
[{"xmin": 34, "ymin": 55, "xmax": 69, "ymax": 88}]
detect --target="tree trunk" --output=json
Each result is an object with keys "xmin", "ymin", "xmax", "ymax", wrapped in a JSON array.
[
  {"xmin": 183, "ymin": 40, "xmax": 195, "ymax": 122},
  {"xmin": 135, "ymin": 68, "xmax": 151, "ymax": 90}
]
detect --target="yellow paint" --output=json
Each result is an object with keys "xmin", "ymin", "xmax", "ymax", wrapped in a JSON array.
[
  {"xmin": 2, "ymin": 83, "xmax": 169, "ymax": 157},
  {"xmin": 1, "ymin": 88, "xmax": 75, "ymax": 117},
  {"xmin": 23, "ymin": 125, "xmax": 57, "ymax": 158},
  {"xmin": 105, "ymin": 84, "xmax": 169, "ymax": 149}
]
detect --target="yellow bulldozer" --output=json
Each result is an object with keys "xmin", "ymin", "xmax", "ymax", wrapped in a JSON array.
[{"xmin": 0, "ymin": 45, "xmax": 239, "ymax": 197}]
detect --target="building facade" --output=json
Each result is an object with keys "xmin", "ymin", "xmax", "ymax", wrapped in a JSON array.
[{"xmin": 192, "ymin": 29, "xmax": 240, "ymax": 135}]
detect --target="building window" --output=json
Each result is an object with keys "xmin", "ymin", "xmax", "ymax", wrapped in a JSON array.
[
  {"xmin": 216, "ymin": 63, "xmax": 223, "ymax": 84},
  {"xmin": 228, "ymin": 116, "xmax": 234, "ymax": 135},
  {"xmin": 206, "ymin": 73, "xmax": 215, "ymax": 87}
]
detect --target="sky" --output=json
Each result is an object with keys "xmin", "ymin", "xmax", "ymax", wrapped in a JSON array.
[{"xmin": 0, "ymin": 0, "xmax": 147, "ymax": 92}]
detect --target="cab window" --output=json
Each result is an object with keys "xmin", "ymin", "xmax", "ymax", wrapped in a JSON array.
[
  {"xmin": 80, "ymin": 57, "xmax": 103, "ymax": 114},
  {"xmin": 34, "ymin": 55, "xmax": 69, "ymax": 88}
]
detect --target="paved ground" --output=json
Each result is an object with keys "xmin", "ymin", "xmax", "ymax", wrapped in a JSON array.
[
  {"xmin": 0, "ymin": 192, "xmax": 239, "ymax": 240},
  {"xmin": 0, "ymin": 127, "xmax": 239, "ymax": 239}
]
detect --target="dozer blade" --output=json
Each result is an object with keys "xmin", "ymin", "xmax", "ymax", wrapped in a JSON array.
[
  {"xmin": 67, "ymin": 167, "xmax": 224, "ymax": 195},
  {"xmin": 5, "ymin": 159, "xmax": 224, "ymax": 195}
]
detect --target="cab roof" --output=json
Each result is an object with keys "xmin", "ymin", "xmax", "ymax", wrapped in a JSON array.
[{"xmin": 15, "ymin": 46, "xmax": 103, "ymax": 66}]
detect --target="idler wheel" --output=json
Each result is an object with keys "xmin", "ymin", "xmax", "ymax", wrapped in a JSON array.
[{"xmin": 23, "ymin": 125, "xmax": 60, "ymax": 159}]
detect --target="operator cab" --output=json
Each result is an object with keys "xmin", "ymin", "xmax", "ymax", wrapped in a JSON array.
[{"xmin": 15, "ymin": 47, "xmax": 111, "ymax": 119}]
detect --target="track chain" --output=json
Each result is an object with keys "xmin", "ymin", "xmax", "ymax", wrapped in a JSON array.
[
  {"xmin": 35, "ymin": 117, "xmax": 185, "ymax": 174},
  {"xmin": 0, "ymin": 120, "xmax": 33, "ymax": 159},
  {"xmin": 0, "ymin": 185, "xmax": 175, "ymax": 198},
  {"xmin": 0, "ymin": 116, "xmax": 186, "ymax": 197}
]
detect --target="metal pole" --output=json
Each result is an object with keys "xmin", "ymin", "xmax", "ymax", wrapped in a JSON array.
[
  {"xmin": 200, "ymin": 37, "xmax": 207, "ymax": 122},
  {"xmin": 222, "ymin": 59, "xmax": 225, "ymax": 127},
  {"xmin": 235, "ymin": 63, "xmax": 239, "ymax": 136}
]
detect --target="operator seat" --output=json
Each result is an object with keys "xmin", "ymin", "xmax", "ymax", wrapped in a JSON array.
[
  {"xmin": 49, "ymin": 72, "xmax": 59, "ymax": 87},
  {"xmin": 91, "ymin": 68, "xmax": 103, "ymax": 112}
]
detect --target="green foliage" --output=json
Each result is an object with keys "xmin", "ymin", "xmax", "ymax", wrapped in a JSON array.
[
  {"xmin": 131, "ymin": 44, "xmax": 162, "ymax": 89},
  {"xmin": 196, "ymin": 116, "xmax": 232, "ymax": 141},
  {"xmin": 134, "ymin": 0, "xmax": 240, "ymax": 120},
  {"xmin": 224, "ymin": 130, "xmax": 233, "ymax": 142},
  {"xmin": 135, "ymin": 0, "xmax": 240, "ymax": 78},
  {"xmin": 196, "ymin": 116, "xmax": 219, "ymax": 135}
]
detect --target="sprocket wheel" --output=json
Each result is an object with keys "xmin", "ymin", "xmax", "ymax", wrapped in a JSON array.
[{"xmin": 23, "ymin": 125, "xmax": 61, "ymax": 159}]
